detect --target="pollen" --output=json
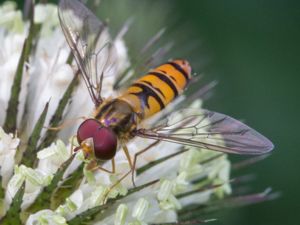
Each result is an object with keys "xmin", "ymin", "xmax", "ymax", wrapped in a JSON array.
[{"xmin": 81, "ymin": 139, "xmax": 94, "ymax": 156}]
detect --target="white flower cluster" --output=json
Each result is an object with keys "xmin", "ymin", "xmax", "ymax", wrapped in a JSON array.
[
  {"xmin": 0, "ymin": 125, "xmax": 231, "ymax": 224},
  {"xmin": 0, "ymin": 2, "xmax": 232, "ymax": 225}
]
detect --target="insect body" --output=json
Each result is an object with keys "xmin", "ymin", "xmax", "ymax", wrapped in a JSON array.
[
  {"xmin": 118, "ymin": 59, "xmax": 192, "ymax": 120},
  {"xmin": 58, "ymin": 0, "xmax": 274, "ymax": 175},
  {"xmin": 77, "ymin": 59, "xmax": 192, "ymax": 161}
]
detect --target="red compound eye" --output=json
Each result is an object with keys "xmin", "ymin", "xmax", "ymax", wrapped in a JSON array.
[
  {"xmin": 77, "ymin": 119, "xmax": 101, "ymax": 143},
  {"xmin": 77, "ymin": 119, "xmax": 118, "ymax": 160},
  {"xmin": 93, "ymin": 127, "xmax": 117, "ymax": 160}
]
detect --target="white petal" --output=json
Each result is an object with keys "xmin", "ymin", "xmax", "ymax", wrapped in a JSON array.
[{"xmin": 26, "ymin": 209, "xmax": 67, "ymax": 225}]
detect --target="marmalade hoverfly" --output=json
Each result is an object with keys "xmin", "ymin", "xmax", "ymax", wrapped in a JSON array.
[{"xmin": 58, "ymin": 0, "xmax": 274, "ymax": 184}]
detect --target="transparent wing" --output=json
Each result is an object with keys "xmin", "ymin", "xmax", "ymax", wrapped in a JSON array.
[
  {"xmin": 136, "ymin": 108, "xmax": 274, "ymax": 155},
  {"xmin": 58, "ymin": 0, "xmax": 116, "ymax": 106}
]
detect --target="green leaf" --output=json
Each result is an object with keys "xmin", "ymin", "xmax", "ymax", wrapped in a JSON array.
[
  {"xmin": 3, "ymin": 7, "xmax": 41, "ymax": 133},
  {"xmin": 3, "ymin": 37, "xmax": 29, "ymax": 133},
  {"xmin": 19, "ymin": 102, "xmax": 49, "ymax": 168},
  {"xmin": 38, "ymin": 75, "xmax": 79, "ymax": 150},
  {"xmin": 67, "ymin": 202, "xmax": 113, "ymax": 225},
  {"xmin": 51, "ymin": 163, "xmax": 84, "ymax": 209},
  {"xmin": 126, "ymin": 179, "xmax": 159, "ymax": 196},
  {"xmin": 26, "ymin": 155, "xmax": 75, "ymax": 214},
  {"xmin": 0, "ymin": 172, "xmax": 5, "ymax": 218},
  {"xmin": 176, "ymin": 181, "xmax": 226, "ymax": 199},
  {"xmin": 0, "ymin": 182, "xmax": 25, "ymax": 225},
  {"xmin": 0, "ymin": 172, "xmax": 4, "ymax": 200}
]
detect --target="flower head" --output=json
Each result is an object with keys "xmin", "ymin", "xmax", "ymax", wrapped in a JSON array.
[{"xmin": 0, "ymin": 0, "xmax": 275, "ymax": 224}]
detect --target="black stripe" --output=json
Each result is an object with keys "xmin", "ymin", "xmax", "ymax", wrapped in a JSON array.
[
  {"xmin": 141, "ymin": 80, "xmax": 166, "ymax": 98},
  {"xmin": 131, "ymin": 83, "xmax": 165, "ymax": 110},
  {"xmin": 167, "ymin": 62, "xmax": 189, "ymax": 82},
  {"xmin": 148, "ymin": 72, "xmax": 179, "ymax": 97},
  {"xmin": 95, "ymin": 100, "xmax": 112, "ymax": 119}
]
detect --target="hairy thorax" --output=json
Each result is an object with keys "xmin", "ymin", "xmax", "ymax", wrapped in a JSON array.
[{"xmin": 94, "ymin": 99, "xmax": 139, "ymax": 140}]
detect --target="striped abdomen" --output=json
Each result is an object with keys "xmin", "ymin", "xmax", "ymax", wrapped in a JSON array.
[{"xmin": 119, "ymin": 59, "xmax": 192, "ymax": 119}]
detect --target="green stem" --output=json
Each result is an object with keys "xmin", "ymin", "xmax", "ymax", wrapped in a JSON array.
[
  {"xmin": 3, "ymin": 8, "xmax": 40, "ymax": 133},
  {"xmin": 20, "ymin": 102, "xmax": 49, "ymax": 167},
  {"xmin": 38, "ymin": 74, "xmax": 78, "ymax": 150},
  {"xmin": 51, "ymin": 163, "xmax": 84, "ymax": 209},
  {"xmin": 26, "ymin": 155, "xmax": 75, "ymax": 214},
  {"xmin": 0, "ymin": 182, "xmax": 25, "ymax": 225}
]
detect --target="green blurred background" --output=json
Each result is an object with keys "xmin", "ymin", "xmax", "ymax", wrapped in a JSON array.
[
  {"xmin": 7, "ymin": 0, "xmax": 300, "ymax": 225},
  {"xmin": 173, "ymin": 2, "xmax": 299, "ymax": 225}
]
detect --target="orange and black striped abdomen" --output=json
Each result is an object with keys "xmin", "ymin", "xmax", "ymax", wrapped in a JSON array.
[{"xmin": 119, "ymin": 59, "xmax": 192, "ymax": 119}]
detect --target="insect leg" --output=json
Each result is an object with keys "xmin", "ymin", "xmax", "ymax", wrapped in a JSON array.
[
  {"xmin": 103, "ymin": 147, "xmax": 134, "ymax": 200},
  {"xmin": 104, "ymin": 169, "xmax": 131, "ymax": 201},
  {"xmin": 89, "ymin": 158, "xmax": 116, "ymax": 174},
  {"xmin": 131, "ymin": 140, "xmax": 160, "ymax": 186},
  {"xmin": 121, "ymin": 143, "xmax": 133, "ymax": 169},
  {"xmin": 114, "ymin": 140, "xmax": 160, "ymax": 188},
  {"xmin": 103, "ymin": 141, "xmax": 160, "ymax": 201}
]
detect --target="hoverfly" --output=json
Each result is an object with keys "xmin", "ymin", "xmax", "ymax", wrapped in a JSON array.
[{"xmin": 58, "ymin": 0, "xmax": 274, "ymax": 184}]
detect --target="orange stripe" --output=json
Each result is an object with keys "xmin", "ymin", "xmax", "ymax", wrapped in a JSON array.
[
  {"xmin": 154, "ymin": 64, "xmax": 187, "ymax": 91},
  {"xmin": 119, "ymin": 60, "xmax": 192, "ymax": 119},
  {"xmin": 137, "ymin": 74, "xmax": 175, "ymax": 105}
]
